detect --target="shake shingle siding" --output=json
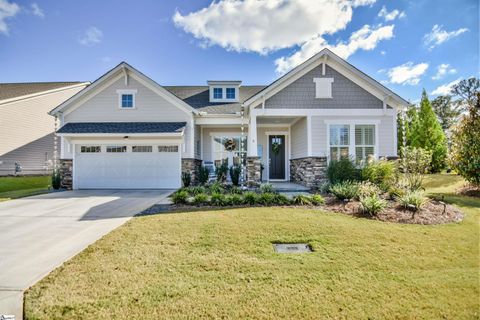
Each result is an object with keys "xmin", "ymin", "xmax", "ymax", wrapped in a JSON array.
[{"xmin": 264, "ymin": 65, "xmax": 384, "ymax": 109}]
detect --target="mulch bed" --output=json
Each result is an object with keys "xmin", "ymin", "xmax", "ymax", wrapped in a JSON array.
[
  {"xmin": 457, "ymin": 184, "xmax": 480, "ymax": 198},
  {"xmin": 323, "ymin": 196, "xmax": 464, "ymax": 225}
]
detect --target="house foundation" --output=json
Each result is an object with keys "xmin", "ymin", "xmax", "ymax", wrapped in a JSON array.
[
  {"xmin": 59, "ymin": 159, "xmax": 73, "ymax": 190},
  {"xmin": 290, "ymin": 157, "xmax": 327, "ymax": 188},
  {"xmin": 246, "ymin": 156, "xmax": 261, "ymax": 187},
  {"xmin": 181, "ymin": 158, "xmax": 203, "ymax": 185}
]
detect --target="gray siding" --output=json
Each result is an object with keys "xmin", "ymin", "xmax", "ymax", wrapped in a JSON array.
[
  {"xmin": 291, "ymin": 118, "xmax": 308, "ymax": 159},
  {"xmin": 265, "ymin": 65, "xmax": 384, "ymax": 109}
]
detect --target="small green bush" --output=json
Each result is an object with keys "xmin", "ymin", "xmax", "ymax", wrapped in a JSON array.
[
  {"xmin": 327, "ymin": 158, "xmax": 360, "ymax": 184},
  {"xmin": 361, "ymin": 160, "xmax": 396, "ymax": 191},
  {"xmin": 292, "ymin": 194, "xmax": 312, "ymax": 206},
  {"xmin": 259, "ymin": 183, "xmax": 275, "ymax": 194},
  {"xmin": 210, "ymin": 192, "xmax": 226, "ymax": 206},
  {"xmin": 360, "ymin": 195, "xmax": 387, "ymax": 216},
  {"xmin": 229, "ymin": 165, "xmax": 241, "ymax": 186},
  {"xmin": 243, "ymin": 192, "xmax": 257, "ymax": 205},
  {"xmin": 172, "ymin": 190, "xmax": 189, "ymax": 204},
  {"xmin": 227, "ymin": 194, "xmax": 243, "ymax": 205},
  {"xmin": 317, "ymin": 182, "xmax": 331, "ymax": 194},
  {"xmin": 198, "ymin": 166, "xmax": 210, "ymax": 185},
  {"xmin": 181, "ymin": 172, "xmax": 191, "ymax": 187},
  {"xmin": 310, "ymin": 194, "xmax": 325, "ymax": 205},
  {"xmin": 215, "ymin": 162, "xmax": 228, "ymax": 182},
  {"xmin": 51, "ymin": 169, "xmax": 61, "ymax": 190},
  {"xmin": 193, "ymin": 193, "xmax": 209, "ymax": 206},
  {"xmin": 258, "ymin": 192, "xmax": 276, "ymax": 205},
  {"xmin": 188, "ymin": 186, "xmax": 206, "ymax": 196},
  {"xmin": 230, "ymin": 186, "xmax": 243, "ymax": 194},
  {"xmin": 398, "ymin": 190, "xmax": 428, "ymax": 211},
  {"xmin": 398, "ymin": 146, "xmax": 432, "ymax": 174},
  {"xmin": 358, "ymin": 181, "xmax": 381, "ymax": 198},
  {"xmin": 274, "ymin": 193, "xmax": 291, "ymax": 205},
  {"xmin": 208, "ymin": 182, "xmax": 223, "ymax": 194},
  {"xmin": 329, "ymin": 181, "xmax": 360, "ymax": 200}
]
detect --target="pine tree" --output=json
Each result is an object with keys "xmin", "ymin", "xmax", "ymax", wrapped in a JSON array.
[{"xmin": 410, "ymin": 90, "xmax": 448, "ymax": 172}]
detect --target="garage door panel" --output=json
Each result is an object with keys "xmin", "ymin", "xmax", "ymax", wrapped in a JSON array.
[{"xmin": 75, "ymin": 147, "xmax": 180, "ymax": 189}]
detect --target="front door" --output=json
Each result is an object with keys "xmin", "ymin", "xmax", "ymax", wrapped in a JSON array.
[{"xmin": 269, "ymin": 135, "xmax": 285, "ymax": 180}]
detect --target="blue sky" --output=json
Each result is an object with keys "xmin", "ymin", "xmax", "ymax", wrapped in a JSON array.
[{"xmin": 0, "ymin": 0, "xmax": 478, "ymax": 102}]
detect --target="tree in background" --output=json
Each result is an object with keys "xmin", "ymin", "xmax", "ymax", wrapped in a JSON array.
[
  {"xmin": 450, "ymin": 78, "xmax": 480, "ymax": 111},
  {"xmin": 409, "ymin": 90, "xmax": 447, "ymax": 172},
  {"xmin": 397, "ymin": 104, "xmax": 419, "ymax": 157},
  {"xmin": 431, "ymin": 95, "xmax": 461, "ymax": 131}
]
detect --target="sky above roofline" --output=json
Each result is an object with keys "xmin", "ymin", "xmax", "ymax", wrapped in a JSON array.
[{"xmin": 0, "ymin": 0, "xmax": 478, "ymax": 103}]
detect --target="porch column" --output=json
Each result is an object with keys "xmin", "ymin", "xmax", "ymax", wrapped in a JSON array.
[{"xmin": 247, "ymin": 114, "xmax": 257, "ymax": 156}]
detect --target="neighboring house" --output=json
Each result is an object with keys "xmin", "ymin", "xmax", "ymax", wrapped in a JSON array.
[
  {"xmin": 0, "ymin": 82, "xmax": 89, "ymax": 175},
  {"xmin": 50, "ymin": 49, "xmax": 408, "ymax": 190}
]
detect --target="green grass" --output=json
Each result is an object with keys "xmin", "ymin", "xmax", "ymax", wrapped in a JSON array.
[
  {"xmin": 24, "ymin": 174, "xmax": 479, "ymax": 319},
  {"xmin": 0, "ymin": 176, "xmax": 51, "ymax": 201}
]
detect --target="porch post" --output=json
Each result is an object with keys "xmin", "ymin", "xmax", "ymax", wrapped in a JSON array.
[
  {"xmin": 246, "ymin": 113, "xmax": 261, "ymax": 186},
  {"xmin": 247, "ymin": 114, "xmax": 257, "ymax": 156}
]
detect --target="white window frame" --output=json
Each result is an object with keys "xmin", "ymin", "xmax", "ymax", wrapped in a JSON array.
[
  {"xmin": 132, "ymin": 145, "xmax": 153, "ymax": 153},
  {"xmin": 325, "ymin": 120, "xmax": 379, "ymax": 162},
  {"xmin": 210, "ymin": 133, "xmax": 248, "ymax": 168},
  {"xmin": 209, "ymin": 85, "xmax": 240, "ymax": 103},
  {"xmin": 354, "ymin": 125, "xmax": 376, "ymax": 164},
  {"xmin": 116, "ymin": 89, "xmax": 137, "ymax": 109},
  {"xmin": 328, "ymin": 124, "xmax": 350, "ymax": 161},
  {"xmin": 226, "ymin": 87, "xmax": 236, "ymax": 99}
]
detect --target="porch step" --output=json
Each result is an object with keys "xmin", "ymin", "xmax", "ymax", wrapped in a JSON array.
[{"xmin": 270, "ymin": 182, "xmax": 310, "ymax": 192}]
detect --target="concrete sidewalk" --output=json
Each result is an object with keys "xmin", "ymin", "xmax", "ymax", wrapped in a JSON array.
[{"xmin": 0, "ymin": 189, "xmax": 172, "ymax": 319}]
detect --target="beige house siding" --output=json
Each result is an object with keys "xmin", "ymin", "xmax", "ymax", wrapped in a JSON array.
[
  {"xmin": 0, "ymin": 85, "xmax": 86, "ymax": 174},
  {"xmin": 290, "ymin": 117, "xmax": 308, "ymax": 159},
  {"xmin": 201, "ymin": 127, "xmax": 242, "ymax": 162},
  {"xmin": 63, "ymin": 76, "xmax": 194, "ymax": 159}
]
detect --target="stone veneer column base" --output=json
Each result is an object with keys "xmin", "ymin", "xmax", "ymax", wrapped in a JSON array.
[
  {"xmin": 181, "ymin": 158, "xmax": 203, "ymax": 185},
  {"xmin": 59, "ymin": 159, "xmax": 73, "ymax": 190},
  {"xmin": 246, "ymin": 156, "xmax": 261, "ymax": 187},
  {"xmin": 290, "ymin": 157, "xmax": 327, "ymax": 189}
]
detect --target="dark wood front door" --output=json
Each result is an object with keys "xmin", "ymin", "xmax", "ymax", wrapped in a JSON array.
[{"xmin": 269, "ymin": 135, "xmax": 285, "ymax": 179}]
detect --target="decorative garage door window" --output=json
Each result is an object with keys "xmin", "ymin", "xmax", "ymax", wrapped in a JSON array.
[
  {"xmin": 158, "ymin": 146, "xmax": 178, "ymax": 153},
  {"xmin": 329, "ymin": 125, "xmax": 350, "ymax": 161},
  {"xmin": 132, "ymin": 146, "xmax": 153, "ymax": 153},
  {"xmin": 106, "ymin": 146, "xmax": 127, "ymax": 153},
  {"xmin": 213, "ymin": 136, "xmax": 247, "ymax": 168},
  {"xmin": 80, "ymin": 146, "xmax": 101, "ymax": 153}
]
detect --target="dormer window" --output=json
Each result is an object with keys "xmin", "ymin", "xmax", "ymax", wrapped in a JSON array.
[
  {"xmin": 226, "ymin": 88, "xmax": 236, "ymax": 99},
  {"xmin": 213, "ymin": 88, "xmax": 223, "ymax": 99},
  {"xmin": 116, "ymin": 89, "xmax": 137, "ymax": 109}
]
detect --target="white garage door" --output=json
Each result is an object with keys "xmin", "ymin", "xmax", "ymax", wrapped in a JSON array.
[{"xmin": 75, "ymin": 144, "xmax": 181, "ymax": 189}]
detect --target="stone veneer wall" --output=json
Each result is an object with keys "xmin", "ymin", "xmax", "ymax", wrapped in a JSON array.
[
  {"xmin": 59, "ymin": 159, "xmax": 73, "ymax": 190},
  {"xmin": 246, "ymin": 156, "xmax": 261, "ymax": 187},
  {"xmin": 290, "ymin": 157, "xmax": 327, "ymax": 188},
  {"xmin": 181, "ymin": 158, "xmax": 202, "ymax": 185}
]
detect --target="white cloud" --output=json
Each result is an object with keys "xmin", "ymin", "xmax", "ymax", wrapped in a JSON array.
[
  {"xmin": 0, "ymin": 0, "xmax": 20, "ymax": 35},
  {"xmin": 79, "ymin": 26, "xmax": 103, "ymax": 46},
  {"xmin": 377, "ymin": 6, "xmax": 405, "ymax": 21},
  {"xmin": 275, "ymin": 24, "xmax": 394, "ymax": 74},
  {"xmin": 431, "ymin": 63, "xmax": 457, "ymax": 80},
  {"xmin": 380, "ymin": 50, "xmax": 386, "ymax": 55},
  {"xmin": 423, "ymin": 24, "xmax": 468, "ymax": 49},
  {"xmin": 386, "ymin": 61, "xmax": 429, "ymax": 85},
  {"xmin": 173, "ymin": 0, "xmax": 376, "ymax": 55},
  {"xmin": 31, "ymin": 3, "xmax": 44, "ymax": 18},
  {"xmin": 431, "ymin": 78, "xmax": 461, "ymax": 96}
]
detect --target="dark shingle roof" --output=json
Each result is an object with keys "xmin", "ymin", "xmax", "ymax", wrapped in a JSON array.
[
  {"xmin": 164, "ymin": 85, "xmax": 266, "ymax": 114},
  {"xmin": 0, "ymin": 82, "xmax": 85, "ymax": 101},
  {"xmin": 57, "ymin": 122, "xmax": 187, "ymax": 134}
]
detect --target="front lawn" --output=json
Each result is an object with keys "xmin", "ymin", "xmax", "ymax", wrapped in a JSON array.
[
  {"xmin": 0, "ymin": 175, "xmax": 51, "ymax": 201},
  {"xmin": 24, "ymin": 174, "xmax": 479, "ymax": 319}
]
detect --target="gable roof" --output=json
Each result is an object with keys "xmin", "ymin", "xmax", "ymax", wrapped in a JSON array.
[
  {"xmin": 244, "ymin": 48, "xmax": 409, "ymax": 109},
  {"xmin": 57, "ymin": 122, "xmax": 186, "ymax": 134},
  {"xmin": 164, "ymin": 85, "xmax": 265, "ymax": 114},
  {"xmin": 0, "ymin": 82, "xmax": 88, "ymax": 102},
  {"xmin": 49, "ymin": 62, "xmax": 198, "ymax": 116}
]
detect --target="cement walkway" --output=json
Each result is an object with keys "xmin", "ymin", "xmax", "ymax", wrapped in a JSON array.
[{"xmin": 0, "ymin": 189, "xmax": 172, "ymax": 319}]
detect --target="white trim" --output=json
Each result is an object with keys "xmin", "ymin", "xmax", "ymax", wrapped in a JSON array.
[
  {"xmin": 393, "ymin": 112, "xmax": 398, "ymax": 156},
  {"xmin": 72, "ymin": 142, "xmax": 76, "ymax": 190},
  {"xmin": 257, "ymin": 123, "xmax": 293, "ymax": 128},
  {"xmin": 200, "ymin": 126, "xmax": 204, "ymax": 160},
  {"xmin": 307, "ymin": 116, "xmax": 312, "ymax": 156},
  {"xmin": 266, "ymin": 133, "xmax": 289, "ymax": 181},
  {"xmin": 313, "ymin": 77, "xmax": 334, "ymax": 98},
  {"xmin": 323, "ymin": 119, "xmax": 381, "ymax": 125},
  {"xmin": 195, "ymin": 117, "xmax": 243, "ymax": 125},
  {"xmin": 0, "ymin": 82, "xmax": 90, "ymax": 105},
  {"xmin": 247, "ymin": 115, "xmax": 258, "ymax": 157},
  {"xmin": 264, "ymin": 131, "xmax": 290, "ymax": 136},
  {"xmin": 116, "ymin": 89, "xmax": 137, "ymax": 109},
  {"xmin": 251, "ymin": 108, "xmax": 395, "ymax": 117},
  {"xmin": 57, "ymin": 132, "xmax": 184, "ymax": 138}
]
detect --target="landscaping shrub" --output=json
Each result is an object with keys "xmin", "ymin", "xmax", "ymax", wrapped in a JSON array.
[
  {"xmin": 398, "ymin": 146, "xmax": 432, "ymax": 174},
  {"xmin": 358, "ymin": 181, "xmax": 381, "ymax": 198},
  {"xmin": 181, "ymin": 172, "xmax": 191, "ymax": 187},
  {"xmin": 243, "ymin": 192, "xmax": 257, "ymax": 205},
  {"xmin": 258, "ymin": 192, "xmax": 276, "ymax": 205},
  {"xmin": 317, "ymin": 181, "xmax": 331, "ymax": 194},
  {"xmin": 398, "ymin": 190, "xmax": 428, "ymax": 211},
  {"xmin": 230, "ymin": 186, "xmax": 242, "ymax": 194},
  {"xmin": 51, "ymin": 169, "xmax": 61, "ymax": 190},
  {"xmin": 210, "ymin": 192, "xmax": 226, "ymax": 206},
  {"xmin": 215, "ymin": 162, "xmax": 228, "ymax": 182},
  {"xmin": 188, "ymin": 186, "xmax": 206, "ymax": 196},
  {"xmin": 329, "ymin": 181, "xmax": 360, "ymax": 200},
  {"xmin": 193, "ymin": 193, "xmax": 209, "ymax": 206},
  {"xmin": 360, "ymin": 195, "xmax": 387, "ymax": 216},
  {"xmin": 292, "ymin": 194, "xmax": 312, "ymax": 206},
  {"xmin": 172, "ymin": 190, "xmax": 188, "ymax": 204},
  {"xmin": 208, "ymin": 182, "xmax": 223, "ymax": 194},
  {"xmin": 361, "ymin": 160, "xmax": 396, "ymax": 191},
  {"xmin": 227, "ymin": 194, "xmax": 243, "ymax": 205},
  {"xmin": 310, "ymin": 194, "xmax": 325, "ymax": 205},
  {"xmin": 198, "ymin": 166, "xmax": 210, "ymax": 185},
  {"xmin": 274, "ymin": 193, "xmax": 291, "ymax": 205},
  {"xmin": 229, "ymin": 165, "xmax": 241, "ymax": 186},
  {"xmin": 259, "ymin": 183, "xmax": 275, "ymax": 194},
  {"xmin": 327, "ymin": 158, "xmax": 360, "ymax": 184},
  {"xmin": 405, "ymin": 173, "xmax": 424, "ymax": 191}
]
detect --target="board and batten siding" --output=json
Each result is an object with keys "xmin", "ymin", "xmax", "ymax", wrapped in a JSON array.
[
  {"xmin": 310, "ymin": 115, "xmax": 397, "ymax": 157},
  {"xmin": 264, "ymin": 65, "xmax": 389, "ymax": 110},
  {"xmin": 290, "ymin": 117, "xmax": 308, "ymax": 159},
  {"xmin": 63, "ymin": 76, "xmax": 194, "ymax": 158}
]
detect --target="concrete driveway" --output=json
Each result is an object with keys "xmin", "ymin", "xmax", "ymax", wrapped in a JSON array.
[{"xmin": 0, "ymin": 189, "xmax": 172, "ymax": 319}]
